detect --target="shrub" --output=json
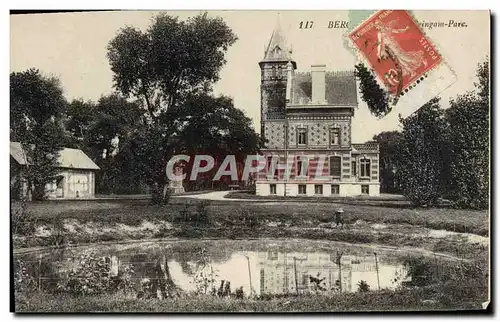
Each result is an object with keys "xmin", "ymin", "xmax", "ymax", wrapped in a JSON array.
[
  {"xmin": 172, "ymin": 202, "xmax": 210, "ymax": 227},
  {"xmin": 14, "ymin": 259, "xmax": 37, "ymax": 295},
  {"xmin": 11, "ymin": 201, "xmax": 37, "ymax": 236},
  {"xmin": 150, "ymin": 183, "xmax": 171, "ymax": 205},
  {"xmin": 357, "ymin": 280, "xmax": 370, "ymax": 292},
  {"xmin": 195, "ymin": 201, "xmax": 211, "ymax": 226},
  {"xmin": 56, "ymin": 250, "xmax": 134, "ymax": 296},
  {"xmin": 234, "ymin": 286, "xmax": 244, "ymax": 299}
]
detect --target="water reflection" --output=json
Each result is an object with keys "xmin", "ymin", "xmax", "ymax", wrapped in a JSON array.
[
  {"xmin": 24, "ymin": 247, "xmax": 408, "ymax": 296},
  {"xmin": 256, "ymin": 251, "xmax": 406, "ymax": 295}
]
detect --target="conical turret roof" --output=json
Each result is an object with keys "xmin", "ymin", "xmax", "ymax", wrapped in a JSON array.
[{"xmin": 262, "ymin": 15, "xmax": 293, "ymax": 62}]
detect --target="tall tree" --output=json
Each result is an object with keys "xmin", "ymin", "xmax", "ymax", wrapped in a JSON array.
[
  {"xmin": 169, "ymin": 93, "xmax": 264, "ymax": 190},
  {"xmin": 65, "ymin": 98, "xmax": 96, "ymax": 149},
  {"xmin": 395, "ymin": 97, "xmax": 449, "ymax": 206},
  {"xmin": 10, "ymin": 69, "xmax": 67, "ymax": 200},
  {"xmin": 372, "ymin": 131, "xmax": 403, "ymax": 194},
  {"xmin": 445, "ymin": 59, "xmax": 489, "ymax": 209},
  {"xmin": 107, "ymin": 12, "xmax": 237, "ymax": 120},
  {"xmin": 66, "ymin": 94, "xmax": 146, "ymax": 194},
  {"xmin": 107, "ymin": 12, "xmax": 239, "ymax": 202},
  {"xmin": 85, "ymin": 94, "xmax": 143, "ymax": 161},
  {"xmin": 354, "ymin": 63, "xmax": 391, "ymax": 117}
]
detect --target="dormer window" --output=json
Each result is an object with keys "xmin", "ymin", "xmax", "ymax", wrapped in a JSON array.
[{"xmin": 273, "ymin": 45, "xmax": 282, "ymax": 58}]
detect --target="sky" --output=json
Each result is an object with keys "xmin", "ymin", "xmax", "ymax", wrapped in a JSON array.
[{"xmin": 10, "ymin": 10, "xmax": 490, "ymax": 142}]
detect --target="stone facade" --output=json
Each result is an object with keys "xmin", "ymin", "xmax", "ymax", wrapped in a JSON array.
[{"xmin": 256, "ymin": 21, "xmax": 380, "ymax": 197}]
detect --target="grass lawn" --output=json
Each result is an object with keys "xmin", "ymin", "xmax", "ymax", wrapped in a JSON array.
[
  {"xmin": 15, "ymin": 281, "xmax": 487, "ymax": 312},
  {"xmin": 22, "ymin": 196, "xmax": 488, "ymax": 236},
  {"xmin": 11, "ymin": 197, "xmax": 489, "ymax": 262}
]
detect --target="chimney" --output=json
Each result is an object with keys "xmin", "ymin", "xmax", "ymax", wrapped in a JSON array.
[{"xmin": 311, "ymin": 64, "xmax": 326, "ymax": 104}]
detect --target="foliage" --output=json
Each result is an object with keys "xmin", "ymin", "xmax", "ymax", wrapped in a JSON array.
[
  {"xmin": 107, "ymin": 12, "xmax": 238, "ymax": 119},
  {"xmin": 372, "ymin": 131, "xmax": 403, "ymax": 194},
  {"xmin": 10, "ymin": 69, "xmax": 67, "ymax": 200},
  {"xmin": 309, "ymin": 273, "xmax": 327, "ymax": 294},
  {"xmin": 65, "ymin": 94, "xmax": 148, "ymax": 195},
  {"xmin": 444, "ymin": 60, "xmax": 489, "ymax": 209},
  {"xmin": 171, "ymin": 202, "xmax": 211, "ymax": 226},
  {"xmin": 388, "ymin": 59, "xmax": 489, "ymax": 209},
  {"xmin": 195, "ymin": 201, "xmax": 211, "ymax": 226},
  {"xmin": 105, "ymin": 12, "xmax": 263, "ymax": 198},
  {"xmin": 15, "ymin": 283, "xmax": 487, "ymax": 312},
  {"xmin": 56, "ymin": 250, "xmax": 134, "ymax": 296},
  {"xmin": 191, "ymin": 248, "xmax": 219, "ymax": 295},
  {"xmin": 474, "ymin": 59, "xmax": 489, "ymax": 102},
  {"xmin": 357, "ymin": 280, "xmax": 370, "ymax": 292},
  {"xmin": 14, "ymin": 259, "xmax": 37, "ymax": 296},
  {"xmin": 262, "ymin": 80, "xmax": 287, "ymax": 118},
  {"xmin": 11, "ymin": 201, "xmax": 37, "ymax": 235},
  {"xmin": 234, "ymin": 286, "xmax": 245, "ymax": 299},
  {"xmin": 354, "ymin": 63, "xmax": 391, "ymax": 118},
  {"xmin": 395, "ymin": 97, "xmax": 449, "ymax": 206},
  {"xmin": 64, "ymin": 98, "xmax": 96, "ymax": 149},
  {"xmin": 169, "ymin": 93, "xmax": 265, "ymax": 190}
]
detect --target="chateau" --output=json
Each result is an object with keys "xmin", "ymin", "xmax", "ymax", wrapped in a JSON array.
[{"xmin": 256, "ymin": 21, "xmax": 380, "ymax": 197}]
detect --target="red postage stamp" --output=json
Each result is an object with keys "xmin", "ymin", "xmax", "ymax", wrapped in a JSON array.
[{"xmin": 349, "ymin": 10, "xmax": 442, "ymax": 97}]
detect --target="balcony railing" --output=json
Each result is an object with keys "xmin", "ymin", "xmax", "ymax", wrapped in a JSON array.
[{"xmin": 352, "ymin": 142, "xmax": 379, "ymax": 152}]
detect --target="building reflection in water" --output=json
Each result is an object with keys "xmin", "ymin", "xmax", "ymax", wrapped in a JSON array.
[
  {"xmin": 257, "ymin": 251, "xmax": 407, "ymax": 295},
  {"xmin": 30, "ymin": 247, "xmax": 409, "ymax": 296}
]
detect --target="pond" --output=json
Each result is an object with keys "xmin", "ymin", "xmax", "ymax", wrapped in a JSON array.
[{"xmin": 17, "ymin": 239, "xmax": 415, "ymax": 296}]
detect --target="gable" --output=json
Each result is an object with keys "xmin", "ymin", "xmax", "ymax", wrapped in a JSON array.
[{"xmin": 10, "ymin": 142, "xmax": 100, "ymax": 170}]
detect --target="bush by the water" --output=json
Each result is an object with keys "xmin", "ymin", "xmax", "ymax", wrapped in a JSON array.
[{"xmin": 55, "ymin": 250, "xmax": 134, "ymax": 296}]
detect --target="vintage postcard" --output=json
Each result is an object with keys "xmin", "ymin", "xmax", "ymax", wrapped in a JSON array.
[{"xmin": 10, "ymin": 10, "xmax": 490, "ymax": 313}]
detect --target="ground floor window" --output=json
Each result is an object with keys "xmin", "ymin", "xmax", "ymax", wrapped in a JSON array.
[
  {"xmin": 270, "ymin": 184, "xmax": 277, "ymax": 195},
  {"xmin": 314, "ymin": 184, "xmax": 323, "ymax": 195},
  {"xmin": 361, "ymin": 185, "xmax": 369, "ymax": 195},
  {"xmin": 360, "ymin": 158, "xmax": 371, "ymax": 178},
  {"xmin": 331, "ymin": 184, "xmax": 340, "ymax": 195},
  {"xmin": 298, "ymin": 184, "xmax": 307, "ymax": 195},
  {"xmin": 329, "ymin": 156, "xmax": 342, "ymax": 177}
]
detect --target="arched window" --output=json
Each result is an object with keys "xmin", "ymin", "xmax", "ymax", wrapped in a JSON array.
[
  {"xmin": 329, "ymin": 156, "xmax": 342, "ymax": 177},
  {"xmin": 360, "ymin": 158, "xmax": 371, "ymax": 178},
  {"xmin": 271, "ymin": 66, "xmax": 277, "ymax": 78}
]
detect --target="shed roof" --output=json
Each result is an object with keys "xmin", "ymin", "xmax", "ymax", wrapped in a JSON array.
[{"xmin": 10, "ymin": 142, "xmax": 100, "ymax": 170}]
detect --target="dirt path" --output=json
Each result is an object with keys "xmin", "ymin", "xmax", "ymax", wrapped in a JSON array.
[
  {"xmin": 175, "ymin": 191, "xmax": 342, "ymax": 205},
  {"xmin": 175, "ymin": 190, "xmax": 252, "ymax": 201}
]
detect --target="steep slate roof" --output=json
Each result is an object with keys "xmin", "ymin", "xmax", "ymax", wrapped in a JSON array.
[
  {"xmin": 10, "ymin": 142, "xmax": 100, "ymax": 170},
  {"xmin": 290, "ymin": 70, "xmax": 358, "ymax": 106}
]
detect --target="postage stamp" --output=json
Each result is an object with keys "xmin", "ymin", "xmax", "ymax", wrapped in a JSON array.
[{"xmin": 349, "ymin": 10, "xmax": 443, "ymax": 98}]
